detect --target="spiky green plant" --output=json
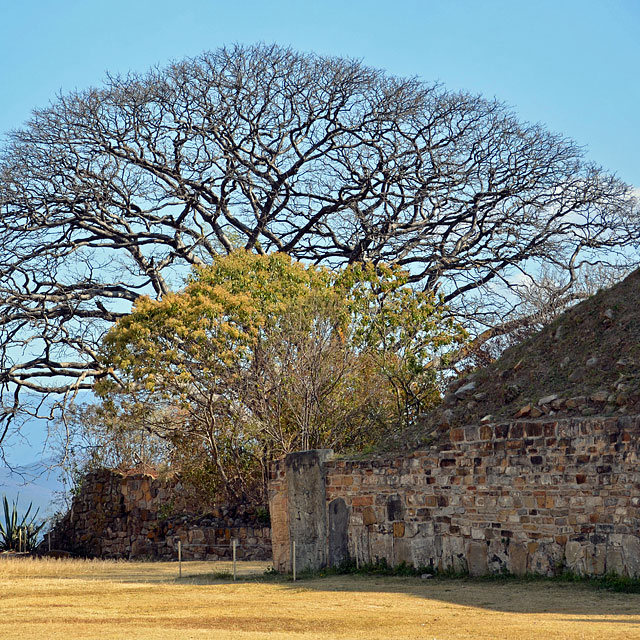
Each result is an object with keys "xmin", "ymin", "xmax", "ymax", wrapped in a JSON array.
[{"xmin": 0, "ymin": 496, "xmax": 45, "ymax": 552}]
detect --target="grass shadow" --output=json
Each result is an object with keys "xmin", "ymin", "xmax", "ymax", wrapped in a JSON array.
[{"xmin": 256, "ymin": 567, "xmax": 640, "ymax": 618}]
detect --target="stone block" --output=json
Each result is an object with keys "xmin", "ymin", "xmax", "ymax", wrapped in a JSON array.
[
  {"xmin": 529, "ymin": 543, "xmax": 561, "ymax": 576},
  {"xmin": 584, "ymin": 544, "xmax": 606, "ymax": 575},
  {"xmin": 394, "ymin": 538, "xmax": 412, "ymax": 565},
  {"xmin": 509, "ymin": 543, "xmax": 528, "ymax": 575},
  {"xmin": 606, "ymin": 548, "xmax": 624, "ymax": 575},
  {"xmin": 410, "ymin": 535, "xmax": 438, "ymax": 568},
  {"xmin": 466, "ymin": 541, "xmax": 488, "ymax": 576},
  {"xmin": 620, "ymin": 535, "xmax": 640, "ymax": 577},
  {"xmin": 189, "ymin": 529, "xmax": 205, "ymax": 544}
]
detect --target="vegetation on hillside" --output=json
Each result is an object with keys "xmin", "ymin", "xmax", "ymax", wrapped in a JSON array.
[{"xmin": 409, "ymin": 268, "xmax": 640, "ymax": 447}]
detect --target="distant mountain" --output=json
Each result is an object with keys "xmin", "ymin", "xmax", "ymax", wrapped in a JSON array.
[
  {"xmin": 0, "ymin": 459, "xmax": 65, "ymax": 521},
  {"xmin": 0, "ymin": 392, "xmax": 93, "ymax": 522}
]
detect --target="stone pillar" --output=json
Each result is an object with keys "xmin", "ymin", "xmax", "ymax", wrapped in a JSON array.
[
  {"xmin": 268, "ymin": 449, "xmax": 333, "ymax": 573},
  {"xmin": 328, "ymin": 498, "xmax": 350, "ymax": 567},
  {"xmin": 268, "ymin": 458, "xmax": 291, "ymax": 572}
]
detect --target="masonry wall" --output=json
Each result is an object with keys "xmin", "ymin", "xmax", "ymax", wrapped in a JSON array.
[
  {"xmin": 269, "ymin": 415, "xmax": 640, "ymax": 577},
  {"xmin": 47, "ymin": 469, "xmax": 272, "ymax": 560}
]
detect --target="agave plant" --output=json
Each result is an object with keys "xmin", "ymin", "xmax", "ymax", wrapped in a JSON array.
[{"xmin": 0, "ymin": 495, "xmax": 46, "ymax": 552}]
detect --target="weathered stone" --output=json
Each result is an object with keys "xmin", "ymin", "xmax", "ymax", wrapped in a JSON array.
[
  {"xmin": 189, "ymin": 529, "xmax": 205, "ymax": 544},
  {"xmin": 568, "ymin": 368, "xmax": 586, "ymax": 382},
  {"xmin": 440, "ymin": 409, "xmax": 454, "ymax": 425},
  {"xmin": 362, "ymin": 506, "xmax": 377, "ymax": 526},
  {"xmin": 455, "ymin": 381, "xmax": 477, "ymax": 397},
  {"xmin": 466, "ymin": 541, "xmax": 488, "ymax": 577},
  {"xmin": 514, "ymin": 404, "xmax": 531, "ymax": 418},
  {"xmin": 584, "ymin": 544, "xmax": 606, "ymax": 576},
  {"xmin": 328, "ymin": 498, "xmax": 349, "ymax": 567},
  {"xmin": 591, "ymin": 390, "xmax": 609, "ymax": 403},
  {"xmin": 620, "ymin": 535, "xmax": 640, "ymax": 577},
  {"xmin": 509, "ymin": 543, "xmax": 528, "ymax": 576},
  {"xmin": 410, "ymin": 536, "xmax": 438, "ymax": 569},
  {"xmin": 564, "ymin": 541, "xmax": 582, "ymax": 571},
  {"xmin": 387, "ymin": 495, "xmax": 405, "ymax": 521},
  {"xmin": 443, "ymin": 394, "xmax": 456, "ymax": 407},
  {"xmin": 487, "ymin": 541, "xmax": 509, "ymax": 574},
  {"xmin": 45, "ymin": 469, "xmax": 272, "ymax": 562},
  {"xmin": 529, "ymin": 543, "xmax": 561, "ymax": 577},
  {"xmin": 606, "ymin": 549, "xmax": 625, "ymax": 575},
  {"xmin": 268, "ymin": 414, "xmax": 640, "ymax": 580},
  {"xmin": 394, "ymin": 537, "xmax": 412, "ymax": 565},
  {"xmin": 285, "ymin": 449, "xmax": 333, "ymax": 571},
  {"xmin": 566, "ymin": 396, "xmax": 586, "ymax": 409},
  {"xmin": 538, "ymin": 394, "xmax": 559, "ymax": 406},
  {"xmin": 447, "ymin": 377, "xmax": 466, "ymax": 392},
  {"xmin": 440, "ymin": 536, "xmax": 466, "ymax": 573}
]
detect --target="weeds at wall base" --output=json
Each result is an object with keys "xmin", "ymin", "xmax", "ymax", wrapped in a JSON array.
[{"xmin": 270, "ymin": 560, "xmax": 640, "ymax": 593}]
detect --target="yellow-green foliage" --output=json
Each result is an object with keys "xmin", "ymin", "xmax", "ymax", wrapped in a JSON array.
[{"xmin": 98, "ymin": 251, "xmax": 466, "ymax": 501}]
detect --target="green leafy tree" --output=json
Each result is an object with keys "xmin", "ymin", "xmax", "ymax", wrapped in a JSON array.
[{"xmin": 97, "ymin": 251, "xmax": 466, "ymax": 502}]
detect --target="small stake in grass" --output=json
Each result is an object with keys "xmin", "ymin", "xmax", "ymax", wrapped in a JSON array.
[
  {"xmin": 178, "ymin": 540, "xmax": 182, "ymax": 578},
  {"xmin": 292, "ymin": 540, "xmax": 296, "ymax": 582},
  {"xmin": 18, "ymin": 528, "xmax": 22, "ymax": 553},
  {"xmin": 232, "ymin": 539, "xmax": 237, "ymax": 581}
]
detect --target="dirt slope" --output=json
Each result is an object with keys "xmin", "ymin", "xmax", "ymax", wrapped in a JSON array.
[{"xmin": 405, "ymin": 268, "xmax": 640, "ymax": 448}]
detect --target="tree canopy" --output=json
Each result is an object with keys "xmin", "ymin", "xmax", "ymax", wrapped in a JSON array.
[
  {"xmin": 94, "ymin": 251, "xmax": 464, "ymax": 501},
  {"xmin": 0, "ymin": 43, "xmax": 637, "ymax": 447}
]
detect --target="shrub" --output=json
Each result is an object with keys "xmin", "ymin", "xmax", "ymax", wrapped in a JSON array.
[{"xmin": 0, "ymin": 495, "xmax": 45, "ymax": 552}]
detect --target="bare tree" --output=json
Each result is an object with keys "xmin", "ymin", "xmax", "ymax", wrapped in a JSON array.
[
  {"xmin": 449, "ymin": 262, "xmax": 635, "ymax": 372},
  {"xmin": 0, "ymin": 43, "xmax": 638, "ymax": 450}
]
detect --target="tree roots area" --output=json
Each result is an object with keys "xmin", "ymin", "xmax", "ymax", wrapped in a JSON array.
[{"xmin": 1, "ymin": 556, "xmax": 639, "ymax": 639}]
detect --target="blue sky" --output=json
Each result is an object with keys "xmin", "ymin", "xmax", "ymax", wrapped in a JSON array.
[
  {"xmin": 1, "ymin": 0, "xmax": 638, "ymax": 187},
  {"xmin": 0, "ymin": 0, "xmax": 638, "ymax": 489}
]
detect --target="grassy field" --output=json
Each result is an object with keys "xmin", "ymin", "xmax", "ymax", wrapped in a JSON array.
[{"xmin": 1, "ymin": 556, "xmax": 640, "ymax": 639}]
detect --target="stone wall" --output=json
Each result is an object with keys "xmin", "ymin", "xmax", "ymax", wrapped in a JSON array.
[
  {"xmin": 46, "ymin": 469, "xmax": 272, "ymax": 560},
  {"xmin": 269, "ymin": 415, "xmax": 640, "ymax": 577}
]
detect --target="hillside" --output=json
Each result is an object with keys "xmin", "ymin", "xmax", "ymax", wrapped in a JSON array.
[
  {"xmin": 405, "ymin": 268, "xmax": 640, "ymax": 447},
  {"xmin": 0, "ymin": 460, "xmax": 63, "ymax": 519}
]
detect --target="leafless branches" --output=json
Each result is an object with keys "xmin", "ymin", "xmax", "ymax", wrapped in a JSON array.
[{"xmin": 1, "ymin": 43, "xmax": 638, "ymax": 448}]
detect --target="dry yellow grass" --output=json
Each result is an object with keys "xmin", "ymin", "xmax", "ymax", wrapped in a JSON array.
[{"xmin": 1, "ymin": 556, "xmax": 640, "ymax": 639}]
